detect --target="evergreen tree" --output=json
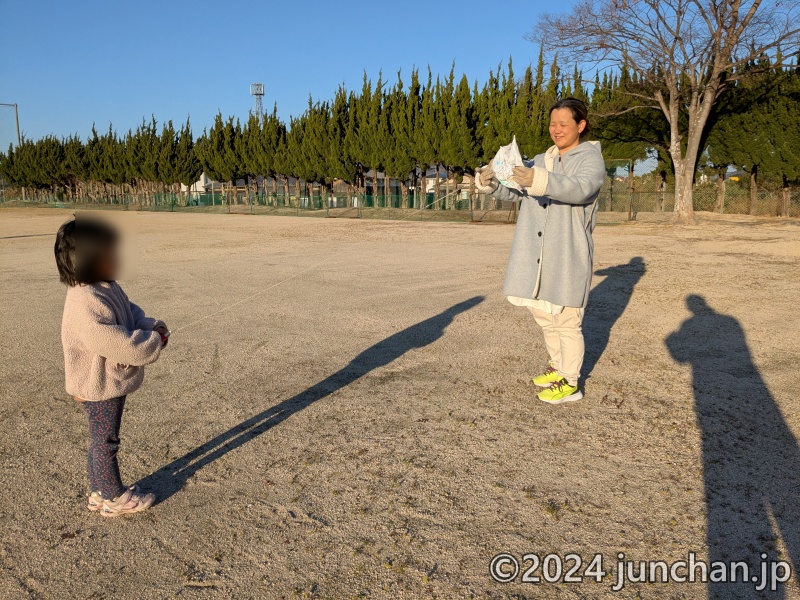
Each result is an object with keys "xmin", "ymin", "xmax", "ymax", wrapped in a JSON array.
[
  {"xmin": 158, "ymin": 120, "xmax": 178, "ymax": 189},
  {"xmin": 442, "ymin": 73, "xmax": 478, "ymax": 179},
  {"xmin": 0, "ymin": 143, "xmax": 20, "ymax": 188},
  {"xmin": 479, "ymin": 59, "xmax": 516, "ymax": 163},
  {"xmin": 298, "ymin": 97, "xmax": 333, "ymax": 197},
  {"xmin": 384, "ymin": 72, "xmax": 416, "ymax": 206},
  {"xmin": 327, "ymin": 86, "xmax": 358, "ymax": 187},
  {"xmin": 708, "ymin": 54, "xmax": 800, "ymax": 215},
  {"xmin": 591, "ymin": 67, "xmax": 668, "ymax": 165},
  {"xmin": 354, "ymin": 73, "xmax": 389, "ymax": 201},
  {"xmin": 62, "ymin": 134, "xmax": 87, "ymax": 199},
  {"xmin": 412, "ymin": 69, "xmax": 437, "ymax": 202},
  {"xmin": 196, "ymin": 114, "xmax": 243, "ymax": 190},
  {"xmin": 174, "ymin": 118, "xmax": 201, "ymax": 188}
]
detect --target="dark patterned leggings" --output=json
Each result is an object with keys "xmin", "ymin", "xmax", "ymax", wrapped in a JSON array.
[{"xmin": 83, "ymin": 396, "xmax": 127, "ymax": 499}]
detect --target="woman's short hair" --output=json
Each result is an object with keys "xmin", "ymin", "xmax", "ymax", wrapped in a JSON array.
[
  {"xmin": 54, "ymin": 216, "xmax": 119, "ymax": 286},
  {"xmin": 550, "ymin": 97, "xmax": 590, "ymax": 138}
]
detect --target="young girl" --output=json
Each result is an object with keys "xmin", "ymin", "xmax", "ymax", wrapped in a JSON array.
[{"xmin": 55, "ymin": 216, "xmax": 169, "ymax": 517}]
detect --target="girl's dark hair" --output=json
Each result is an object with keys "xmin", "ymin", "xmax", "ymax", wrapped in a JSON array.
[
  {"xmin": 54, "ymin": 216, "xmax": 119, "ymax": 286},
  {"xmin": 550, "ymin": 97, "xmax": 590, "ymax": 138}
]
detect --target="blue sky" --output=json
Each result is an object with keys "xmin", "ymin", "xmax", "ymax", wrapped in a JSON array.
[{"xmin": 0, "ymin": 0, "xmax": 553, "ymax": 150}]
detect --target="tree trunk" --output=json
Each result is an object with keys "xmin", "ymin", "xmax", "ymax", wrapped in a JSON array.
[
  {"xmin": 715, "ymin": 174, "xmax": 725, "ymax": 214},
  {"xmin": 410, "ymin": 170, "xmax": 418, "ymax": 209},
  {"xmin": 748, "ymin": 167, "xmax": 758, "ymax": 216},
  {"xmin": 383, "ymin": 176, "xmax": 388, "ymax": 207},
  {"xmin": 420, "ymin": 170, "xmax": 427, "ymax": 209},
  {"xmin": 672, "ymin": 160, "xmax": 695, "ymax": 224},
  {"xmin": 469, "ymin": 171, "xmax": 476, "ymax": 211},
  {"xmin": 669, "ymin": 129, "xmax": 701, "ymax": 224},
  {"xmin": 781, "ymin": 178, "xmax": 790, "ymax": 217},
  {"xmin": 443, "ymin": 169, "xmax": 449, "ymax": 209},
  {"xmin": 434, "ymin": 165, "xmax": 441, "ymax": 209},
  {"xmin": 627, "ymin": 161, "xmax": 634, "ymax": 219},
  {"xmin": 660, "ymin": 85, "xmax": 716, "ymax": 225}
]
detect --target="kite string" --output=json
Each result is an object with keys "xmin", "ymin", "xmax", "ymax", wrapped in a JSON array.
[{"xmin": 172, "ymin": 253, "xmax": 339, "ymax": 333}]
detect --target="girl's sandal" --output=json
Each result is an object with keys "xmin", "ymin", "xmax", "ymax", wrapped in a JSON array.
[
  {"xmin": 87, "ymin": 492, "xmax": 104, "ymax": 511},
  {"xmin": 99, "ymin": 486, "xmax": 156, "ymax": 518}
]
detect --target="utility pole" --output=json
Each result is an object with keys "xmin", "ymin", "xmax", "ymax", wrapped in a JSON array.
[
  {"xmin": 0, "ymin": 102, "xmax": 24, "ymax": 201},
  {"xmin": 14, "ymin": 104, "xmax": 21, "ymax": 147},
  {"xmin": 0, "ymin": 102, "xmax": 21, "ymax": 146}
]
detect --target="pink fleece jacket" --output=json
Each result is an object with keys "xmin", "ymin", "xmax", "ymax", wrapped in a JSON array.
[{"xmin": 61, "ymin": 281, "xmax": 165, "ymax": 401}]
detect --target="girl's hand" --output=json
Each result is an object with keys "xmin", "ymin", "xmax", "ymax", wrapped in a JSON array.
[
  {"xmin": 511, "ymin": 166, "xmax": 534, "ymax": 188},
  {"xmin": 155, "ymin": 325, "xmax": 170, "ymax": 348}
]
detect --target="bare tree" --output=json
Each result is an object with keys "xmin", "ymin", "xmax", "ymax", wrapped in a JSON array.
[{"xmin": 530, "ymin": 0, "xmax": 800, "ymax": 223}]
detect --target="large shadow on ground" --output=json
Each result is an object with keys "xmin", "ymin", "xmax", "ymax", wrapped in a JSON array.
[
  {"xmin": 137, "ymin": 296, "xmax": 484, "ymax": 504},
  {"xmin": 666, "ymin": 295, "xmax": 799, "ymax": 597},
  {"xmin": 581, "ymin": 256, "xmax": 646, "ymax": 380}
]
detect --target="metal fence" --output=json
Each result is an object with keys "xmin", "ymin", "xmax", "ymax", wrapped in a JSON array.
[
  {"xmin": 597, "ymin": 156, "xmax": 800, "ymax": 218},
  {"xmin": 1, "ymin": 164, "xmax": 798, "ymax": 221},
  {"xmin": 0, "ymin": 188, "xmax": 487, "ymax": 222}
]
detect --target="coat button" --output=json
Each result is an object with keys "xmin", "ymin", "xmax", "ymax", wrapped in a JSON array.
[
  {"xmin": 538, "ymin": 231, "xmax": 542, "ymax": 237},
  {"xmin": 537, "ymin": 258, "xmax": 540, "ymax": 264}
]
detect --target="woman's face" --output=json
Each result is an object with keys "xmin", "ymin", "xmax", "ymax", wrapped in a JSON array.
[{"xmin": 549, "ymin": 108, "xmax": 586, "ymax": 153}]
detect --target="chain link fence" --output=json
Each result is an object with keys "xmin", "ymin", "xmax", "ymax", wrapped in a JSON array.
[
  {"xmin": 1, "ymin": 163, "xmax": 797, "ymax": 221},
  {"xmin": 598, "ymin": 156, "xmax": 799, "ymax": 219}
]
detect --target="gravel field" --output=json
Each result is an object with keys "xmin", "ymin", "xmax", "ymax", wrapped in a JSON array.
[{"xmin": 1, "ymin": 208, "xmax": 798, "ymax": 599}]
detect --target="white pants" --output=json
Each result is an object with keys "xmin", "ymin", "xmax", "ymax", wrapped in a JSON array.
[{"xmin": 529, "ymin": 306, "xmax": 585, "ymax": 386}]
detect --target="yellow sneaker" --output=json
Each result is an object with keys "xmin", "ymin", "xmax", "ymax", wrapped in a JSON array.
[
  {"xmin": 532, "ymin": 364, "xmax": 561, "ymax": 388},
  {"xmin": 537, "ymin": 378, "xmax": 583, "ymax": 404}
]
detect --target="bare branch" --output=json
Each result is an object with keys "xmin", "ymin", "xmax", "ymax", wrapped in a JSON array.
[{"xmin": 593, "ymin": 105, "xmax": 663, "ymax": 117}]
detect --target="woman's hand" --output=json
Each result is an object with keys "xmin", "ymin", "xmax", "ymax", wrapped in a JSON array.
[
  {"xmin": 477, "ymin": 167, "xmax": 495, "ymax": 186},
  {"xmin": 511, "ymin": 166, "xmax": 534, "ymax": 188}
]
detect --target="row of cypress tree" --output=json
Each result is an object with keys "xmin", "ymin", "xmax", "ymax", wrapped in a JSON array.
[
  {"xmin": 0, "ymin": 118, "xmax": 199, "ymax": 203},
  {"xmin": 1, "ymin": 52, "xmax": 798, "ymax": 208}
]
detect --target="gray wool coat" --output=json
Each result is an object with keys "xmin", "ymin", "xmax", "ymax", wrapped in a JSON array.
[{"xmin": 479, "ymin": 141, "xmax": 606, "ymax": 308}]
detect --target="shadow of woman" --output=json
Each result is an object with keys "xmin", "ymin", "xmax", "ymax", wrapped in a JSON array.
[
  {"xmin": 666, "ymin": 295, "xmax": 799, "ymax": 597},
  {"xmin": 581, "ymin": 256, "xmax": 647, "ymax": 380},
  {"xmin": 136, "ymin": 296, "xmax": 485, "ymax": 505}
]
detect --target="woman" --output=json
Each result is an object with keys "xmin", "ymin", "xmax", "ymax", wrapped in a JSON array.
[{"xmin": 476, "ymin": 98, "xmax": 605, "ymax": 404}]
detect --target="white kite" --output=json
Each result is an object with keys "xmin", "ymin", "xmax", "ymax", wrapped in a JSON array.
[{"xmin": 490, "ymin": 136, "xmax": 524, "ymax": 191}]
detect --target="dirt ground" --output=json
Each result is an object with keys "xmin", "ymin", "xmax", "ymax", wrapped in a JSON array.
[{"xmin": 1, "ymin": 207, "xmax": 798, "ymax": 600}]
